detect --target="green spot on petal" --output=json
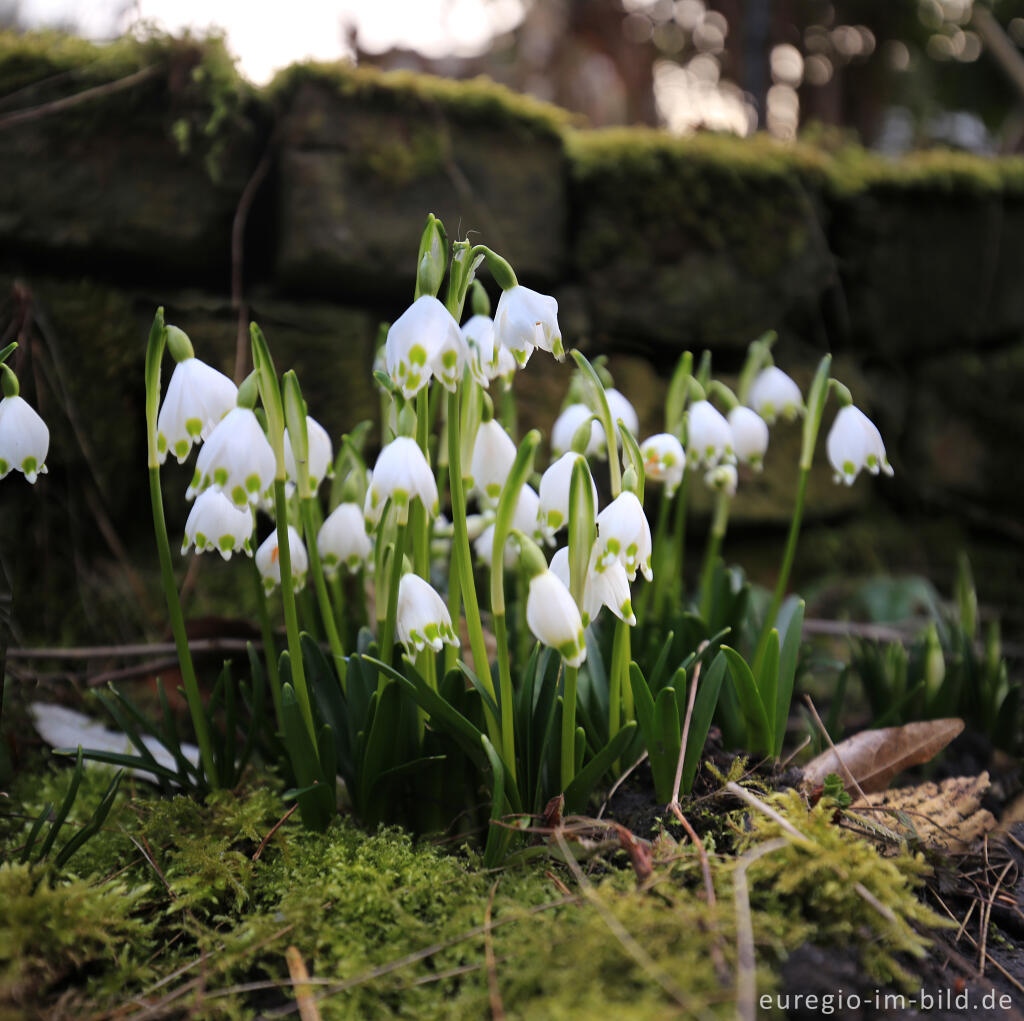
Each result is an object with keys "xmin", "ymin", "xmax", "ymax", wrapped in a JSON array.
[
  {"xmin": 485, "ymin": 483, "xmax": 501, "ymax": 498},
  {"xmin": 843, "ymin": 460, "xmax": 855, "ymax": 476},
  {"xmin": 245, "ymin": 474, "xmax": 261, "ymax": 493},
  {"xmin": 214, "ymin": 467, "xmax": 228, "ymax": 486},
  {"xmin": 218, "ymin": 535, "xmax": 235, "ymax": 552},
  {"xmin": 21, "ymin": 457, "xmax": 36, "ymax": 475},
  {"xmin": 557, "ymin": 639, "xmax": 577, "ymax": 660},
  {"xmin": 409, "ymin": 344, "xmax": 428, "ymax": 367},
  {"xmin": 157, "ymin": 434, "xmax": 167, "ymax": 453},
  {"xmin": 0, "ymin": 459, "xmax": 8, "ymax": 475},
  {"xmin": 606, "ymin": 538, "xmax": 620, "ymax": 555},
  {"xmin": 174, "ymin": 440, "xmax": 189, "ymax": 458},
  {"xmin": 185, "ymin": 418, "xmax": 203, "ymax": 438},
  {"xmin": 231, "ymin": 485, "xmax": 247, "ymax": 506},
  {"xmin": 195, "ymin": 531, "xmax": 208, "ymax": 548},
  {"xmin": 546, "ymin": 510, "xmax": 563, "ymax": 530},
  {"xmin": 441, "ymin": 350, "xmax": 457, "ymax": 370}
]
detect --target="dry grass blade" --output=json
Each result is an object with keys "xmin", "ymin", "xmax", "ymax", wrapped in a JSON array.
[
  {"xmin": 802, "ymin": 718, "xmax": 964, "ymax": 794},
  {"xmin": 803, "ymin": 693, "xmax": 867, "ymax": 804},
  {"xmin": 285, "ymin": 946, "xmax": 321, "ymax": 1021},
  {"xmin": 980, "ymin": 860, "xmax": 1014, "ymax": 976}
]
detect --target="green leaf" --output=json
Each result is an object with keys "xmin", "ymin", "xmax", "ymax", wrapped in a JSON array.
[
  {"xmin": 19, "ymin": 802, "xmax": 52, "ymax": 864},
  {"xmin": 53, "ymin": 769, "xmax": 125, "ymax": 870},
  {"xmin": 652, "ymin": 686, "xmax": 681, "ymax": 803},
  {"xmin": 563, "ymin": 722, "xmax": 638, "ymax": 814},
  {"xmin": 54, "ymin": 747, "xmax": 182, "ymax": 783},
  {"xmin": 482, "ymin": 735, "xmax": 510, "ymax": 868},
  {"xmin": 757, "ymin": 630, "xmax": 780, "ymax": 753},
  {"xmin": 681, "ymin": 652, "xmax": 727, "ymax": 794},
  {"xmin": 280, "ymin": 682, "xmax": 332, "ymax": 832},
  {"xmin": 35, "ymin": 748, "xmax": 84, "ymax": 862},
  {"xmin": 722, "ymin": 646, "xmax": 772, "ymax": 755},
  {"xmin": 775, "ymin": 600, "xmax": 804, "ymax": 757}
]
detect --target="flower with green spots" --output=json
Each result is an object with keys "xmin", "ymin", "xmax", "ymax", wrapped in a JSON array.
[
  {"xmin": 474, "ymin": 484, "xmax": 542, "ymax": 567},
  {"xmin": 385, "ymin": 295, "xmax": 464, "ymax": 399},
  {"xmin": 493, "ymin": 284, "xmax": 562, "ymax": 364},
  {"xmin": 255, "ymin": 525, "xmax": 308, "ymax": 593},
  {"xmin": 156, "ymin": 357, "xmax": 237, "ymax": 464},
  {"xmin": 364, "ymin": 436, "xmax": 439, "ymax": 527},
  {"xmin": 537, "ymin": 452, "xmax": 597, "ymax": 542},
  {"xmin": 551, "ymin": 404, "xmax": 602, "ymax": 457},
  {"xmin": 686, "ymin": 400, "xmax": 735, "ymax": 469},
  {"xmin": 594, "ymin": 491, "xmax": 653, "ymax": 582},
  {"xmin": 550, "ymin": 546, "xmax": 635, "ymax": 627},
  {"xmin": 640, "ymin": 433, "xmax": 685, "ymax": 498},
  {"xmin": 748, "ymin": 366, "xmax": 803, "ymax": 424},
  {"xmin": 187, "ymin": 406, "xmax": 276, "ymax": 508},
  {"xmin": 396, "ymin": 572, "xmax": 459, "ymax": 657},
  {"xmin": 470, "ymin": 419, "xmax": 516, "ymax": 507},
  {"xmin": 284, "ymin": 415, "xmax": 334, "ymax": 493},
  {"xmin": 317, "ymin": 501, "xmax": 372, "ymax": 576},
  {"xmin": 525, "ymin": 568, "xmax": 587, "ymax": 668},
  {"xmin": 728, "ymin": 406, "xmax": 769, "ymax": 470},
  {"xmin": 0, "ymin": 392, "xmax": 49, "ymax": 484},
  {"xmin": 827, "ymin": 405, "xmax": 893, "ymax": 486},
  {"xmin": 181, "ymin": 488, "xmax": 254, "ymax": 560}
]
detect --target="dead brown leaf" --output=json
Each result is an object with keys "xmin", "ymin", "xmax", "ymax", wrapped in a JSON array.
[
  {"xmin": 802, "ymin": 718, "xmax": 964, "ymax": 795},
  {"xmin": 850, "ymin": 773, "xmax": 995, "ymax": 853}
]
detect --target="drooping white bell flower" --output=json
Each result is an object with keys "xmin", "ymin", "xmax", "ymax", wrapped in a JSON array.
[
  {"xmin": 748, "ymin": 367, "xmax": 803, "ymax": 425},
  {"xmin": 537, "ymin": 452, "xmax": 598, "ymax": 540},
  {"xmin": 686, "ymin": 400, "xmax": 735, "ymax": 469},
  {"xmin": 255, "ymin": 525, "xmax": 308, "ymax": 593},
  {"xmin": 461, "ymin": 314, "xmax": 499, "ymax": 387},
  {"xmin": 493, "ymin": 285, "xmax": 562, "ymax": 364},
  {"xmin": 0, "ymin": 395, "xmax": 49, "ymax": 483},
  {"xmin": 605, "ymin": 388, "xmax": 640, "ymax": 442},
  {"xmin": 594, "ymin": 490, "xmax": 653, "ymax": 582},
  {"xmin": 317, "ymin": 502, "xmax": 373, "ymax": 576},
  {"xmin": 525, "ymin": 569, "xmax": 587, "ymax": 667},
  {"xmin": 470, "ymin": 419, "xmax": 517, "ymax": 505},
  {"xmin": 827, "ymin": 406, "xmax": 894, "ymax": 486},
  {"xmin": 551, "ymin": 404, "xmax": 603, "ymax": 457},
  {"xmin": 365, "ymin": 436, "xmax": 439, "ymax": 526},
  {"xmin": 188, "ymin": 406, "xmax": 276, "ymax": 508},
  {"xmin": 640, "ymin": 433, "xmax": 685, "ymax": 498},
  {"xmin": 182, "ymin": 488, "xmax": 254, "ymax": 560},
  {"xmin": 491, "ymin": 344, "xmax": 519, "ymax": 385},
  {"xmin": 704, "ymin": 463, "xmax": 738, "ymax": 497},
  {"xmin": 385, "ymin": 295, "xmax": 464, "ymax": 399},
  {"xmin": 728, "ymin": 406, "xmax": 769, "ymax": 470},
  {"xmin": 396, "ymin": 573, "xmax": 460, "ymax": 657},
  {"xmin": 156, "ymin": 357, "xmax": 237, "ymax": 465},
  {"xmin": 550, "ymin": 546, "xmax": 635, "ymax": 627},
  {"xmin": 284, "ymin": 416, "xmax": 334, "ymax": 492},
  {"xmin": 474, "ymin": 485, "xmax": 542, "ymax": 566}
]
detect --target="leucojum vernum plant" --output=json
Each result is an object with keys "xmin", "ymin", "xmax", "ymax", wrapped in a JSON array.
[{"xmin": 28, "ymin": 214, "xmax": 898, "ymax": 865}]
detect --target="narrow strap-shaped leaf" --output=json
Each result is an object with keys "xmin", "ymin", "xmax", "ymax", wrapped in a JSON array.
[
  {"xmin": 53, "ymin": 746, "xmax": 182, "ymax": 783},
  {"xmin": 97, "ymin": 689, "xmax": 167, "ymax": 787},
  {"xmin": 35, "ymin": 748, "xmax": 84, "ymax": 862},
  {"xmin": 482, "ymin": 735, "xmax": 510, "ymax": 868},
  {"xmin": 373, "ymin": 754, "xmax": 447, "ymax": 786},
  {"xmin": 457, "ymin": 660, "xmax": 500, "ymax": 722},
  {"xmin": 722, "ymin": 646, "xmax": 772, "ymax": 755},
  {"xmin": 563, "ymin": 721, "xmax": 638, "ymax": 814},
  {"xmin": 652, "ymin": 686, "xmax": 681, "ymax": 803},
  {"xmin": 681, "ymin": 651, "xmax": 727, "ymax": 794},
  {"xmin": 280, "ymin": 682, "xmax": 331, "ymax": 832},
  {"xmin": 628, "ymin": 662, "xmax": 658, "ymax": 753},
  {"xmin": 19, "ymin": 802, "xmax": 52, "ymax": 864},
  {"xmin": 646, "ymin": 630, "xmax": 675, "ymax": 697},
  {"xmin": 775, "ymin": 600, "xmax": 804, "ymax": 757},
  {"xmin": 157, "ymin": 678, "xmax": 198, "ymax": 782},
  {"xmin": 757, "ymin": 630, "xmax": 780, "ymax": 754},
  {"xmin": 53, "ymin": 769, "xmax": 124, "ymax": 869}
]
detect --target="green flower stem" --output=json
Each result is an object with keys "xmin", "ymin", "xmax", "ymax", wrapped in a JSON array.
[
  {"xmin": 570, "ymin": 350, "xmax": 621, "ymax": 498},
  {"xmin": 755, "ymin": 465, "xmax": 809, "ymax": 665},
  {"xmin": 560, "ymin": 665, "xmax": 579, "ymax": 790},
  {"xmin": 608, "ymin": 617, "xmax": 630, "ymax": 743},
  {"xmin": 378, "ymin": 514, "xmax": 407, "ymax": 671},
  {"xmin": 273, "ymin": 479, "xmax": 316, "ymax": 745},
  {"xmin": 444, "ymin": 554, "xmax": 461, "ymax": 675},
  {"xmin": 493, "ymin": 613, "xmax": 516, "ymax": 778},
  {"xmin": 698, "ymin": 489, "xmax": 732, "ymax": 620},
  {"xmin": 143, "ymin": 309, "xmax": 219, "ymax": 789},
  {"xmin": 300, "ymin": 497, "xmax": 347, "ymax": 687},
  {"xmin": 447, "ymin": 389, "xmax": 501, "ymax": 746},
  {"xmin": 148, "ymin": 467, "xmax": 220, "ymax": 789},
  {"xmin": 253, "ymin": 564, "xmax": 282, "ymax": 723},
  {"xmin": 661, "ymin": 473, "xmax": 689, "ymax": 617}
]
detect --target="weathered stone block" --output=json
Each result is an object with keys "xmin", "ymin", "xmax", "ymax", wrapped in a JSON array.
[{"xmin": 274, "ymin": 69, "xmax": 568, "ymax": 297}]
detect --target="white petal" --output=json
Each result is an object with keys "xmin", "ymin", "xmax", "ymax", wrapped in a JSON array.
[
  {"xmin": 687, "ymin": 401, "xmax": 734, "ymax": 468},
  {"xmin": 182, "ymin": 488, "xmax": 254, "ymax": 559},
  {"xmin": 255, "ymin": 525, "xmax": 308, "ymax": 592},
  {"xmin": 367, "ymin": 436, "xmax": 438, "ymax": 524},
  {"xmin": 385, "ymin": 296, "xmax": 462, "ymax": 399},
  {"xmin": 526, "ymin": 571, "xmax": 586, "ymax": 667},
  {"xmin": 191, "ymin": 407, "xmax": 276, "ymax": 507},
  {"xmin": 470, "ymin": 420, "xmax": 517, "ymax": 504},
  {"xmin": 748, "ymin": 366, "xmax": 803, "ymax": 424},
  {"xmin": 538, "ymin": 452, "xmax": 597, "ymax": 540},
  {"xmin": 318, "ymin": 502, "xmax": 372, "ymax": 575},
  {"xmin": 284, "ymin": 416, "xmax": 334, "ymax": 491},
  {"xmin": 640, "ymin": 433, "xmax": 685, "ymax": 497},
  {"xmin": 157, "ymin": 358, "xmax": 237, "ymax": 464},
  {"xmin": 494, "ymin": 285, "xmax": 561, "ymax": 361},
  {"xmin": 396, "ymin": 573, "xmax": 458, "ymax": 656},
  {"xmin": 0, "ymin": 395, "xmax": 49, "ymax": 483},
  {"xmin": 551, "ymin": 404, "xmax": 603, "ymax": 457},
  {"xmin": 728, "ymin": 406, "xmax": 769, "ymax": 469}
]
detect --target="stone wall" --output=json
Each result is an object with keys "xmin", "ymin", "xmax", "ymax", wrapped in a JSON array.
[{"xmin": 2, "ymin": 33, "xmax": 1022, "ymax": 643}]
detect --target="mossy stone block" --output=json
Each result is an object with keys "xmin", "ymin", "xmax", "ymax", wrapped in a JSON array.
[
  {"xmin": 569, "ymin": 130, "xmax": 833, "ymax": 351},
  {"xmin": 275, "ymin": 75, "xmax": 567, "ymax": 297}
]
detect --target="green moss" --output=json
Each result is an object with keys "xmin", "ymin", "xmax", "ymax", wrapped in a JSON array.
[{"xmin": 267, "ymin": 60, "xmax": 572, "ymax": 139}]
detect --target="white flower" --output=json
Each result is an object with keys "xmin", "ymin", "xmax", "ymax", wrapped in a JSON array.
[
  {"xmin": 537, "ymin": 452, "xmax": 598, "ymax": 540},
  {"xmin": 156, "ymin": 357, "xmax": 237, "ymax": 464},
  {"xmin": 470, "ymin": 419, "xmax": 517, "ymax": 505},
  {"xmin": 396, "ymin": 573, "xmax": 460, "ymax": 656},
  {"xmin": 748, "ymin": 367, "xmax": 803, "ymax": 424},
  {"xmin": 640, "ymin": 433, "xmax": 685, "ymax": 498},
  {"xmin": 317, "ymin": 502, "xmax": 372, "ymax": 575},
  {"xmin": 474, "ymin": 485, "xmax": 542, "ymax": 566},
  {"xmin": 385, "ymin": 295, "xmax": 464, "ymax": 398},
  {"xmin": 0, "ymin": 395, "xmax": 49, "ymax": 483},
  {"xmin": 605, "ymin": 388, "xmax": 640, "ymax": 442},
  {"xmin": 284, "ymin": 416, "xmax": 334, "ymax": 492},
  {"xmin": 686, "ymin": 400, "xmax": 734, "ymax": 469},
  {"xmin": 594, "ymin": 491, "xmax": 653, "ymax": 582},
  {"xmin": 827, "ymin": 406, "xmax": 893, "ymax": 486},
  {"xmin": 188, "ymin": 406, "xmax": 276, "ymax": 508},
  {"xmin": 551, "ymin": 404, "xmax": 603, "ymax": 457},
  {"xmin": 525, "ymin": 570, "xmax": 587, "ymax": 667},
  {"xmin": 491, "ymin": 344, "xmax": 519, "ymax": 384},
  {"xmin": 704, "ymin": 463, "xmax": 738, "ymax": 497},
  {"xmin": 182, "ymin": 488, "xmax": 254, "ymax": 560},
  {"xmin": 728, "ymin": 406, "xmax": 769, "ymax": 470},
  {"xmin": 365, "ymin": 436, "xmax": 439, "ymax": 525},
  {"xmin": 493, "ymin": 285, "xmax": 561, "ymax": 364},
  {"xmin": 550, "ymin": 546, "xmax": 635, "ymax": 627},
  {"xmin": 461, "ymin": 314, "xmax": 499, "ymax": 386},
  {"xmin": 255, "ymin": 525, "xmax": 308, "ymax": 593}
]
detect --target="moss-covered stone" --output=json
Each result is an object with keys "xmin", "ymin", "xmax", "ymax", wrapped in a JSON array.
[{"xmin": 274, "ymin": 65, "xmax": 568, "ymax": 296}]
